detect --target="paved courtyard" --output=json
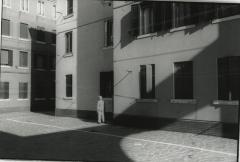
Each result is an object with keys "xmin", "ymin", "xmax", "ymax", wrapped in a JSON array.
[{"xmin": 0, "ymin": 112, "xmax": 237, "ymax": 162}]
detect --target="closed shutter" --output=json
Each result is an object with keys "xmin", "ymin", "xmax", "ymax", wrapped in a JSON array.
[
  {"xmin": 19, "ymin": 83, "xmax": 28, "ymax": 99},
  {"xmin": 8, "ymin": 50, "xmax": 13, "ymax": 66},
  {"xmin": 2, "ymin": 19, "xmax": 10, "ymax": 36},
  {"xmin": 20, "ymin": 23, "xmax": 28, "ymax": 39},
  {"xmin": 1, "ymin": 50, "xmax": 9, "ymax": 65},
  {"xmin": 131, "ymin": 4, "xmax": 139, "ymax": 36},
  {"xmin": 20, "ymin": 51, "xmax": 28, "ymax": 67},
  {"xmin": 0, "ymin": 82, "xmax": 9, "ymax": 99}
]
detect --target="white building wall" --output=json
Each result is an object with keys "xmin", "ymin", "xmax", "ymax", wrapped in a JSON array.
[{"xmin": 113, "ymin": 1, "xmax": 240, "ymax": 123}]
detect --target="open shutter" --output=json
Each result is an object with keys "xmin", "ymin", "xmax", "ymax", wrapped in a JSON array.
[
  {"xmin": 131, "ymin": 4, "xmax": 139, "ymax": 37},
  {"xmin": 140, "ymin": 65, "xmax": 146, "ymax": 99}
]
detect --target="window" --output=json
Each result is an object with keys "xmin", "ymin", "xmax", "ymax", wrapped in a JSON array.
[
  {"xmin": 34, "ymin": 54, "xmax": 46, "ymax": 69},
  {"xmin": 2, "ymin": 19, "xmax": 10, "ymax": 36},
  {"xmin": 104, "ymin": 19, "xmax": 113, "ymax": 47},
  {"xmin": 20, "ymin": 23, "xmax": 28, "ymax": 39},
  {"xmin": 0, "ymin": 82, "xmax": 9, "ymax": 99},
  {"xmin": 19, "ymin": 51, "xmax": 28, "ymax": 67},
  {"xmin": 3, "ymin": 0, "xmax": 11, "ymax": 8},
  {"xmin": 215, "ymin": 4, "xmax": 240, "ymax": 19},
  {"xmin": 65, "ymin": 32, "xmax": 72, "ymax": 53},
  {"xmin": 66, "ymin": 75, "xmax": 72, "ymax": 97},
  {"xmin": 1, "ymin": 49, "xmax": 13, "ymax": 66},
  {"xmin": 174, "ymin": 61, "xmax": 193, "ymax": 99},
  {"xmin": 37, "ymin": 0, "xmax": 45, "ymax": 16},
  {"xmin": 140, "ymin": 2, "xmax": 154, "ymax": 35},
  {"xmin": 36, "ymin": 29, "xmax": 45, "ymax": 42},
  {"xmin": 67, "ymin": 0, "xmax": 73, "ymax": 15},
  {"xmin": 19, "ymin": 82, "xmax": 28, "ymax": 99},
  {"xmin": 218, "ymin": 56, "xmax": 240, "ymax": 101},
  {"xmin": 130, "ymin": 2, "xmax": 240, "ymax": 36},
  {"xmin": 140, "ymin": 64, "xmax": 155, "ymax": 99},
  {"xmin": 100, "ymin": 71, "xmax": 113, "ymax": 98},
  {"xmin": 20, "ymin": 0, "xmax": 29, "ymax": 12},
  {"xmin": 52, "ymin": 4, "xmax": 56, "ymax": 19}
]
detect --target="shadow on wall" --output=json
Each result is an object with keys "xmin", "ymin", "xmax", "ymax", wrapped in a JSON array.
[
  {"xmin": 0, "ymin": 6, "xmax": 239, "ymax": 162},
  {"xmin": 117, "ymin": 7, "xmax": 240, "ymax": 138}
]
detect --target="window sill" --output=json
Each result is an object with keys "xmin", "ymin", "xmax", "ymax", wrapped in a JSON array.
[
  {"xmin": 19, "ymin": 38, "xmax": 30, "ymax": 42},
  {"xmin": 17, "ymin": 99, "xmax": 29, "ymax": 101},
  {"xmin": 19, "ymin": 10, "xmax": 29, "ymax": 14},
  {"xmin": 103, "ymin": 46, "xmax": 113, "ymax": 50},
  {"xmin": 3, "ymin": 5, "xmax": 11, "ymax": 9},
  {"xmin": 35, "ymin": 40, "xmax": 46, "ymax": 44},
  {"xmin": 17, "ymin": 66, "xmax": 29, "ymax": 69},
  {"xmin": 63, "ymin": 97, "xmax": 73, "ymax": 100},
  {"xmin": 170, "ymin": 99, "xmax": 197, "ymax": 104},
  {"xmin": 64, "ymin": 13, "xmax": 74, "ymax": 19},
  {"xmin": 0, "ymin": 99, "xmax": 10, "ymax": 101},
  {"xmin": 170, "ymin": 25, "xmax": 196, "ymax": 33},
  {"xmin": 1, "ymin": 65, "xmax": 12, "ymax": 68},
  {"xmin": 34, "ymin": 98, "xmax": 46, "ymax": 101},
  {"xmin": 137, "ymin": 32, "xmax": 157, "ymax": 39},
  {"xmin": 2, "ymin": 35, "xmax": 12, "ymax": 39},
  {"xmin": 212, "ymin": 100, "xmax": 239, "ymax": 106},
  {"xmin": 136, "ymin": 99, "xmax": 158, "ymax": 103},
  {"xmin": 212, "ymin": 15, "xmax": 240, "ymax": 24},
  {"xmin": 63, "ymin": 53, "xmax": 73, "ymax": 58},
  {"xmin": 103, "ymin": 98, "xmax": 113, "ymax": 101}
]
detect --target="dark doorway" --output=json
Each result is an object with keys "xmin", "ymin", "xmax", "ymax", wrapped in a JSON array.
[
  {"xmin": 100, "ymin": 71, "xmax": 113, "ymax": 122},
  {"xmin": 30, "ymin": 28, "xmax": 56, "ymax": 113}
]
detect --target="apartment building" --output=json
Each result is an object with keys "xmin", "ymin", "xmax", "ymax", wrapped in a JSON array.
[
  {"xmin": 55, "ymin": 0, "xmax": 113, "ymax": 120},
  {"xmin": 113, "ymin": 1, "xmax": 240, "ymax": 124},
  {"xmin": 0, "ymin": 0, "xmax": 56, "ymax": 113}
]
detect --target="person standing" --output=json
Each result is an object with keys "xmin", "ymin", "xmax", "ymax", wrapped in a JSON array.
[{"xmin": 97, "ymin": 96, "xmax": 105, "ymax": 123}]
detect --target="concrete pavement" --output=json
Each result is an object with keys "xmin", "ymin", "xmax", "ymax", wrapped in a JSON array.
[{"xmin": 0, "ymin": 112, "xmax": 237, "ymax": 162}]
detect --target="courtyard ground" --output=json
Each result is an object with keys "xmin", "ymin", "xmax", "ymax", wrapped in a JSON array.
[{"xmin": 0, "ymin": 112, "xmax": 237, "ymax": 162}]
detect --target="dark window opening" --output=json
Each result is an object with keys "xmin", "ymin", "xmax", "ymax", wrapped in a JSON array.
[
  {"xmin": 66, "ymin": 74, "xmax": 72, "ymax": 97},
  {"xmin": 0, "ymin": 82, "xmax": 9, "ymax": 99},
  {"xmin": 100, "ymin": 71, "xmax": 113, "ymax": 98},
  {"xmin": 174, "ymin": 61, "xmax": 193, "ymax": 99},
  {"xmin": 67, "ymin": 0, "xmax": 73, "ymax": 15},
  {"xmin": 218, "ymin": 56, "xmax": 240, "ymax": 100},
  {"xmin": 140, "ymin": 64, "xmax": 155, "ymax": 99}
]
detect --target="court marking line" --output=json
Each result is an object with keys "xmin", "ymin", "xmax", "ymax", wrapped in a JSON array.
[{"xmin": 6, "ymin": 118, "xmax": 237, "ymax": 157}]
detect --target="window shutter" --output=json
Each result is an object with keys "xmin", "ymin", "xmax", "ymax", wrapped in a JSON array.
[
  {"xmin": 1, "ymin": 50, "xmax": 9, "ymax": 65},
  {"xmin": 153, "ymin": 2, "xmax": 162, "ymax": 32},
  {"xmin": 140, "ymin": 65, "xmax": 146, "ymax": 98},
  {"xmin": 8, "ymin": 50, "xmax": 13, "ymax": 66},
  {"xmin": 2, "ymin": 19, "xmax": 10, "ymax": 36},
  {"xmin": 131, "ymin": 4, "xmax": 139, "ymax": 37}
]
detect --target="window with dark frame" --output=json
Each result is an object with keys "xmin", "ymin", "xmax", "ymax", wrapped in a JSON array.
[
  {"xmin": 19, "ymin": 82, "xmax": 28, "ymax": 99},
  {"xmin": 140, "ymin": 64, "xmax": 155, "ymax": 99},
  {"xmin": 104, "ymin": 19, "xmax": 113, "ymax": 47},
  {"xmin": 2, "ymin": 19, "xmax": 10, "ymax": 36},
  {"xmin": 66, "ymin": 74, "xmax": 72, "ymax": 97},
  {"xmin": 65, "ymin": 31, "xmax": 72, "ymax": 53},
  {"xmin": 1, "ymin": 49, "xmax": 13, "ymax": 66},
  {"xmin": 67, "ymin": 0, "xmax": 73, "ymax": 15},
  {"xmin": 130, "ymin": 2, "xmax": 240, "ymax": 36},
  {"xmin": 218, "ymin": 56, "xmax": 240, "ymax": 101},
  {"xmin": 19, "ymin": 51, "xmax": 28, "ymax": 67},
  {"xmin": 20, "ymin": 23, "xmax": 28, "ymax": 39},
  {"xmin": 174, "ymin": 61, "xmax": 193, "ymax": 99},
  {"xmin": 0, "ymin": 82, "xmax": 9, "ymax": 99},
  {"xmin": 100, "ymin": 71, "xmax": 113, "ymax": 98}
]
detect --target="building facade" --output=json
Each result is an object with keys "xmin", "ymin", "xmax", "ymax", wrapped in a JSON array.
[
  {"xmin": 0, "ymin": 0, "xmax": 56, "ymax": 113},
  {"xmin": 56, "ymin": 0, "xmax": 113, "ymax": 120},
  {"xmin": 113, "ymin": 1, "xmax": 240, "ymax": 124}
]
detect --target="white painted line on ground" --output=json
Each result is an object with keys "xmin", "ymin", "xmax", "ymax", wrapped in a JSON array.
[{"xmin": 6, "ymin": 118, "xmax": 237, "ymax": 157}]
